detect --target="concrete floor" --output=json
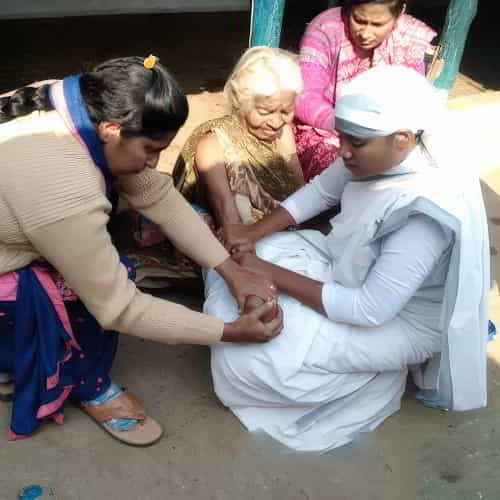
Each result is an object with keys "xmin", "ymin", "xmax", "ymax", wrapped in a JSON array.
[{"xmin": 1, "ymin": 5, "xmax": 500, "ymax": 500}]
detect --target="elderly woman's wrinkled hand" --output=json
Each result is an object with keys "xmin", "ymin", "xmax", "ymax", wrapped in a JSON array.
[
  {"xmin": 221, "ymin": 300, "xmax": 283, "ymax": 343},
  {"xmin": 244, "ymin": 294, "xmax": 279, "ymax": 322},
  {"xmin": 222, "ymin": 223, "xmax": 257, "ymax": 256}
]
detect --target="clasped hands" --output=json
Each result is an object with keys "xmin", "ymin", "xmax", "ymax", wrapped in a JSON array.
[
  {"xmin": 222, "ymin": 222, "xmax": 275, "ymax": 311},
  {"xmin": 217, "ymin": 223, "xmax": 282, "ymax": 343}
]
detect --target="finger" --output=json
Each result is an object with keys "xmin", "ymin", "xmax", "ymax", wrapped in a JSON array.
[
  {"xmin": 252, "ymin": 299, "xmax": 276, "ymax": 320},
  {"xmin": 229, "ymin": 245, "xmax": 240, "ymax": 254},
  {"xmin": 229, "ymin": 245, "xmax": 246, "ymax": 257},
  {"xmin": 231, "ymin": 249, "xmax": 252, "ymax": 264},
  {"xmin": 243, "ymin": 294, "xmax": 265, "ymax": 315},
  {"xmin": 236, "ymin": 293, "xmax": 246, "ymax": 310},
  {"xmin": 231, "ymin": 250, "xmax": 245, "ymax": 262},
  {"xmin": 265, "ymin": 305, "xmax": 284, "ymax": 337},
  {"xmin": 235, "ymin": 243, "xmax": 255, "ymax": 255},
  {"xmin": 258, "ymin": 285, "xmax": 277, "ymax": 301}
]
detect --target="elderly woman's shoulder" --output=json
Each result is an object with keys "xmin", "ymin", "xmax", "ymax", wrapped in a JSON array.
[{"xmin": 195, "ymin": 130, "xmax": 225, "ymax": 171}]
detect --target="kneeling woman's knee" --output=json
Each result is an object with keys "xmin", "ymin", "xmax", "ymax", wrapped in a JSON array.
[
  {"xmin": 211, "ymin": 345, "xmax": 237, "ymax": 401},
  {"xmin": 210, "ymin": 344, "xmax": 263, "ymax": 405}
]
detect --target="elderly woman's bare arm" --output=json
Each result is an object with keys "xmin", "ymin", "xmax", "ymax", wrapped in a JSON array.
[
  {"xmin": 195, "ymin": 131, "xmax": 243, "ymax": 227},
  {"xmin": 277, "ymin": 124, "xmax": 305, "ymax": 186}
]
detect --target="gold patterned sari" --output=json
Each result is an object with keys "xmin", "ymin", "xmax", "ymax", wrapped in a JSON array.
[{"xmin": 173, "ymin": 114, "xmax": 301, "ymax": 223}]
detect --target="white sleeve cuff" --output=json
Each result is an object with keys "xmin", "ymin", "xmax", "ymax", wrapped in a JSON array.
[
  {"xmin": 321, "ymin": 282, "xmax": 355, "ymax": 324},
  {"xmin": 281, "ymin": 182, "xmax": 331, "ymax": 224}
]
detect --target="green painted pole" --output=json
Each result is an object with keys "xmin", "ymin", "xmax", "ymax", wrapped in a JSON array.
[
  {"xmin": 250, "ymin": 0, "xmax": 286, "ymax": 47},
  {"xmin": 433, "ymin": 0, "xmax": 478, "ymax": 90}
]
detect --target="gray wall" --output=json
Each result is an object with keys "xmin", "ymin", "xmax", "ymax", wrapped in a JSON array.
[{"xmin": 0, "ymin": 0, "xmax": 249, "ymax": 19}]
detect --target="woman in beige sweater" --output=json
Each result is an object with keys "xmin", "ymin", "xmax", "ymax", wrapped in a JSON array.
[{"xmin": 0, "ymin": 56, "xmax": 281, "ymax": 445}]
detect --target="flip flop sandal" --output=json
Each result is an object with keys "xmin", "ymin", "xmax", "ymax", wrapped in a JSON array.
[
  {"xmin": 80, "ymin": 390, "xmax": 163, "ymax": 446},
  {"xmin": 0, "ymin": 381, "xmax": 14, "ymax": 402}
]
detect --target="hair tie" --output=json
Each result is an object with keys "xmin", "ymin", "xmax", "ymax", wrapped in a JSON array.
[{"xmin": 143, "ymin": 55, "xmax": 159, "ymax": 70}]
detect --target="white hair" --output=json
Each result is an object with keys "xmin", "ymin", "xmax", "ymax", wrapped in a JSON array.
[{"xmin": 224, "ymin": 46, "xmax": 303, "ymax": 114}]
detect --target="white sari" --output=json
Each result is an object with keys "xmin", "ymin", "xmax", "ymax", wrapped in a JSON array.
[{"xmin": 204, "ymin": 148, "xmax": 489, "ymax": 452}]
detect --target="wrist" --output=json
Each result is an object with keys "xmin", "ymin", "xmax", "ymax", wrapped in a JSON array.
[
  {"xmin": 215, "ymin": 256, "xmax": 240, "ymax": 281},
  {"xmin": 252, "ymin": 208, "xmax": 295, "ymax": 242},
  {"xmin": 221, "ymin": 321, "xmax": 237, "ymax": 342},
  {"xmin": 231, "ymin": 250, "xmax": 255, "ymax": 270},
  {"xmin": 250, "ymin": 221, "xmax": 266, "ymax": 243}
]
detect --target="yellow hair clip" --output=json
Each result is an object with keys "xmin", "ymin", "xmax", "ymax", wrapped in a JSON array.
[{"xmin": 143, "ymin": 54, "xmax": 159, "ymax": 70}]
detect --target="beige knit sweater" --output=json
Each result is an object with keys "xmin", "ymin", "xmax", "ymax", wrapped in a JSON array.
[{"xmin": 0, "ymin": 109, "xmax": 229, "ymax": 344}]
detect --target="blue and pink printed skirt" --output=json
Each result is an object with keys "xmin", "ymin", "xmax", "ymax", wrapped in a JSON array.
[{"xmin": 0, "ymin": 258, "xmax": 135, "ymax": 439}]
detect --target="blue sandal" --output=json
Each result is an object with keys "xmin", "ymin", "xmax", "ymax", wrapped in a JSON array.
[{"xmin": 80, "ymin": 382, "xmax": 163, "ymax": 446}]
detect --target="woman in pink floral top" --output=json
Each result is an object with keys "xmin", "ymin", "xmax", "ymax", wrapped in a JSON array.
[{"xmin": 294, "ymin": 0, "xmax": 437, "ymax": 180}]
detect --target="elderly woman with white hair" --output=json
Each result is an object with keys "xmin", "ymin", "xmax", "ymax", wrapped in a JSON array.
[
  {"xmin": 204, "ymin": 65, "xmax": 490, "ymax": 452},
  {"xmin": 173, "ymin": 46, "xmax": 304, "ymax": 228},
  {"xmin": 130, "ymin": 47, "xmax": 304, "ymax": 286}
]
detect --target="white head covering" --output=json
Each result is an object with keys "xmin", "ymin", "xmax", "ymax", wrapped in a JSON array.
[{"xmin": 335, "ymin": 65, "xmax": 442, "ymax": 138}]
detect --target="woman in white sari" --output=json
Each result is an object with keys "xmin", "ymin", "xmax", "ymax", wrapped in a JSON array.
[{"xmin": 203, "ymin": 66, "xmax": 490, "ymax": 452}]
